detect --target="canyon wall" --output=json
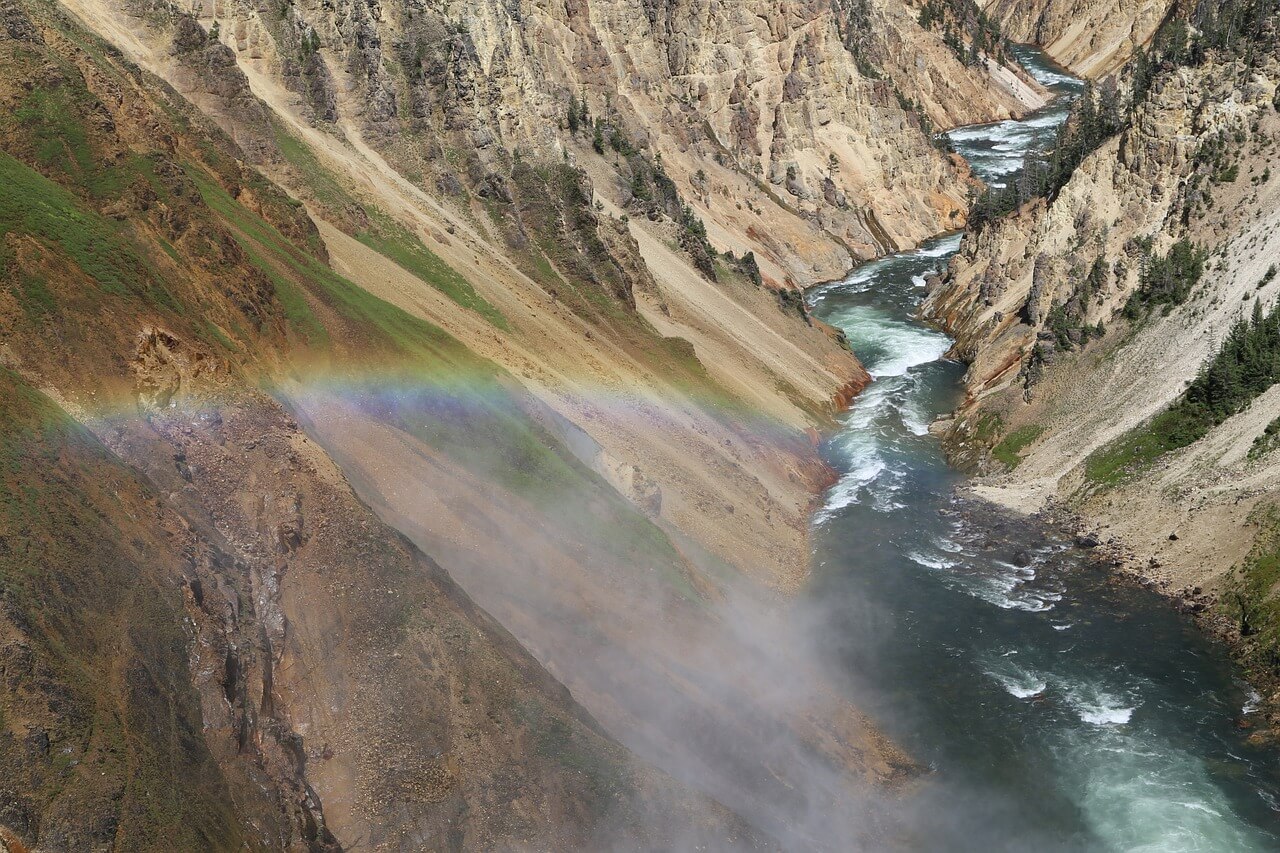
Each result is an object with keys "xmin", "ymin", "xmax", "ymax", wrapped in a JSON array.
[
  {"xmin": 981, "ymin": 0, "xmax": 1173, "ymax": 76},
  {"xmin": 922, "ymin": 21, "xmax": 1280, "ymax": 712},
  {"xmin": 0, "ymin": 3, "xmax": 787, "ymax": 846},
  {"xmin": 0, "ymin": 0, "xmax": 1047, "ymax": 846}
]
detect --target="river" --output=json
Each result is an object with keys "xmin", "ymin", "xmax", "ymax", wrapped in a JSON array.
[{"xmin": 805, "ymin": 46, "xmax": 1280, "ymax": 850}]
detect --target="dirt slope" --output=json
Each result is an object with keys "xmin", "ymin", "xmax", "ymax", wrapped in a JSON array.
[
  {"xmin": 0, "ymin": 2, "xmax": 771, "ymax": 846},
  {"xmin": 0, "ymin": 0, "xmax": 1066, "ymax": 844}
]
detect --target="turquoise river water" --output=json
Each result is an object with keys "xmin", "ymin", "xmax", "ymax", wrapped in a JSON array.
[{"xmin": 805, "ymin": 46, "xmax": 1280, "ymax": 851}]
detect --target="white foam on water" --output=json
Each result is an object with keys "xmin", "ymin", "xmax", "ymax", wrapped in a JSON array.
[
  {"xmin": 994, "ymin": 559, "xmax": 1038, "ymax": 580},
  {"xmin": 981, "ymin": 659, "xmax": 1140, "ymax": 720},
  {"xmin": 900, "ymin": 398, "xmax": 931, "ymax": 436},
  {"xmin": 1000, "ymin": 676, "xmax": 1048, "ymax": 699},
  {"xmin": 815, "ymin": 377, "xmax": 896, "ymax": 522},
  {"xmin": 868, "ymin": 461, "xmax": 908, "ymax": 514},
  {"xmin": 971, "ymin": 154, "xmax": 1030, "ymax": 176},
  {"xmin": 1078, "ymin": 703, "xmax": 1134, "ymax": 726},
  {"xmin": 819, "ymin": 385, "xmax": 908, "ymax": 520},
  {"xmin": 1029, "ymin": 68, "xmax": 1081, "ymax": 88},
  {"xmin": 1064, "ymin": 727, "xmax": 1275, "ymax": 851},
  {"xmin": 1177, "ymin": 801, "xmax": 1225, "ymax": 816},
  {"xmin": 872, "ymin": 494, "xmax": 906, "ymax": 513},
  {"xmin": 915, "ymin": 232, "xmax": 964, "ymax": 258},
  {"xmin": 932, "ymin": 535, "xmax": 963, "ymax": 553},
  {"xmin": 902, "ymin": 415, "xmax": 930, "ymax": 437},
  {"xmin": 995, "ymin": 589, "xmax": 1059, "ymax": 613},
  {"xmin": 938, "ymin": 559, "xmax": 1061, "ymax": 612},
  {"xmin": 869, "ymin": 331, "xmax": 951, "ymax": 378},
  {"xmin": 1022, "ymin": 110, "xmax": 1071, "ymax": 130},
  {"xmin": 908, "ymin": 551, "xmax": 958, "ymax": 571},
  {"xmin": 947, "ymin": 121, "xmax": 1011, "ymax": 143},
  {"xmin": 1063, "ymin": 682, "xmax": 1137, "ymax": 727},
  {"xmin": 827, "ymin": 304, "xmax": 952, "ymax": 378},
  {"xmin": 813, "ymin": 54, "xmax": 1278, "ymax": 851},
  {"xmin": 847, "ymin": 379, "xmax": 895, "ymax": 418},
  {"xmin": 807, "ymin": 263, "xmax": 883, "ymax": 305},
  {"xmin": 982, "ymin": 657, "xmax": 1049, "ymax": 699},
  {"xmin": 816, "ymin": 455, "xmax": 884, "ymax": 522}
]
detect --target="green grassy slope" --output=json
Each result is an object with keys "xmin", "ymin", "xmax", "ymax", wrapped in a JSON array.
[{"xmin": 0, "ymin": 369, "xmax": 245, "ymax": 850}]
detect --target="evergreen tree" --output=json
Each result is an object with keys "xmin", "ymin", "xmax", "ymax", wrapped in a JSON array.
[{"xmin": 567, "ymin": 96, "xmax": 580, "ymax": 133}]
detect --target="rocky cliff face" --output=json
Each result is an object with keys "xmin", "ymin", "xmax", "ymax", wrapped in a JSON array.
[
  {"xmin": 88, "ymin": 0, "xmax": 1046, "ymax": 271},
  {"xmin": 0, "ymin": 0, "xmax": 1085, "ymax": 842},
  {"xmin": 0, "ymin": 0, "xmax": 1053, "ymax": 844},
  {"xmin": 0, "ymin": 2, "xmax": 780, "ymax": 847},
  {"xmin": 50, "ymin": 0, "xmax": 1059, "ymax": 594},
  {"xmin": 923, "ymin": 57, "xmax": 1271, "ymax": 397},
  {"xmin": 921, "ymin": 21, "xmax": 1280, "ymax": 712},
  {"xmin": 981, "ymin": 0, "xmax": 1173, "ymax": 76}
]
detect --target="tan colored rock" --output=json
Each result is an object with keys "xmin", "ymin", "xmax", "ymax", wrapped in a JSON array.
[
  {"xmin": 982, "ymin": 0, "xmax": 1173, "ymax": 77},
  {"xmin": 925, "ymin": 51, "xmax": 1280, "ymax": 605}
]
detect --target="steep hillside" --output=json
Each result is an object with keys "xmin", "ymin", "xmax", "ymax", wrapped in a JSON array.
[
  {"xmin": 0, "ymin": 0, "xmax": 1068, "ymax": 845},
  {"xmin": 69, "ymin": 0, "xmax": 1048, "ymax": 272},
  {"xmin": 0, "ymin": 2, "xmax": 782, "ymax": 847},
  {"xmin": 0, "ymin": 371, "xmax": 767, "ymax": 850},
  {"xmin": 0, "ymin": 369, "xmax": 249, "ymax": 852},
  {"xmin": 54, "ymin": 0, "xmax": 882, "ymax": 589},
  {"xmin": 922, "ymin": 3, "xmax": 1280, "ymax": 721}
]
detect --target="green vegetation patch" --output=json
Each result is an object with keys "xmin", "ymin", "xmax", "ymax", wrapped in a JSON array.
[
  {"xmin": 973, "ymin": 412, "xmax": 1004, "ymax": 443},
  {"xmin": 196, "ymin": 168, "xmax": 697, "ymax": 597},
  {"xmin": 272, "ymin": 121, "xmax": 354, "ymax": 214},
  {"xmin": 190, "ymin": 169, "xmax": 330, "ymax": 346},
  {"xmin": 992, "ymin": 424, "xmax": 1045, "ymax": 468},
  {"xmin": 969, "ymin": 83, "xmax": 1125, "ymax": 230},
  {"xmin": 12, "ymin": 81, "xmax": 116, "ymax": 199},
  {"xmin": 1123, "ymin": 239, "xmax": 1207, "ymax": 318},
  {"xmin": 0, "ymin": 369, "xmax": 245, "ymax": 850},
  {"xmin": 508, "ymin": 159, "xmax": 633, "ymax": 318},
  {"xmin": 0, "ymin": 152, "xmax": 177, "ymax": 309},
  {"xmin": 1228, "ymin": 502, "xmax": 1280, "ymax": 678},
  {"xmin": 354, "ymin": 210, "xmax": 507, "ymax": 329},
  {"xmin": 9, "ymin": 271, "xmax": 57, "ymax": 322},
  {"xmin": 1249, "ymin": 416, "xmax": 1280, "ymax": 460},
  {"xmin": 195, "ymin": 168, "xmax": 488, "ymax": 367},
  {"xmin": 1084, "ymin": 407, "xmax": 1194, "ymax": 486},
  {"xmin": 515, "ymin": 698, "xmax": 632, "ymax": 812}
]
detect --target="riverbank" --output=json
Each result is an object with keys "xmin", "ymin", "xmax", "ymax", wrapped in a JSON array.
[{"xmin": 971, "ymin": 488, "xmax": 1280, "ymax": 746}]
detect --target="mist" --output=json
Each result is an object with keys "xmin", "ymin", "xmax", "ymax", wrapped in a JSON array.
[{"xmin": 276, "ymin": 377, "xmax": 1089, "ymax": 851}]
